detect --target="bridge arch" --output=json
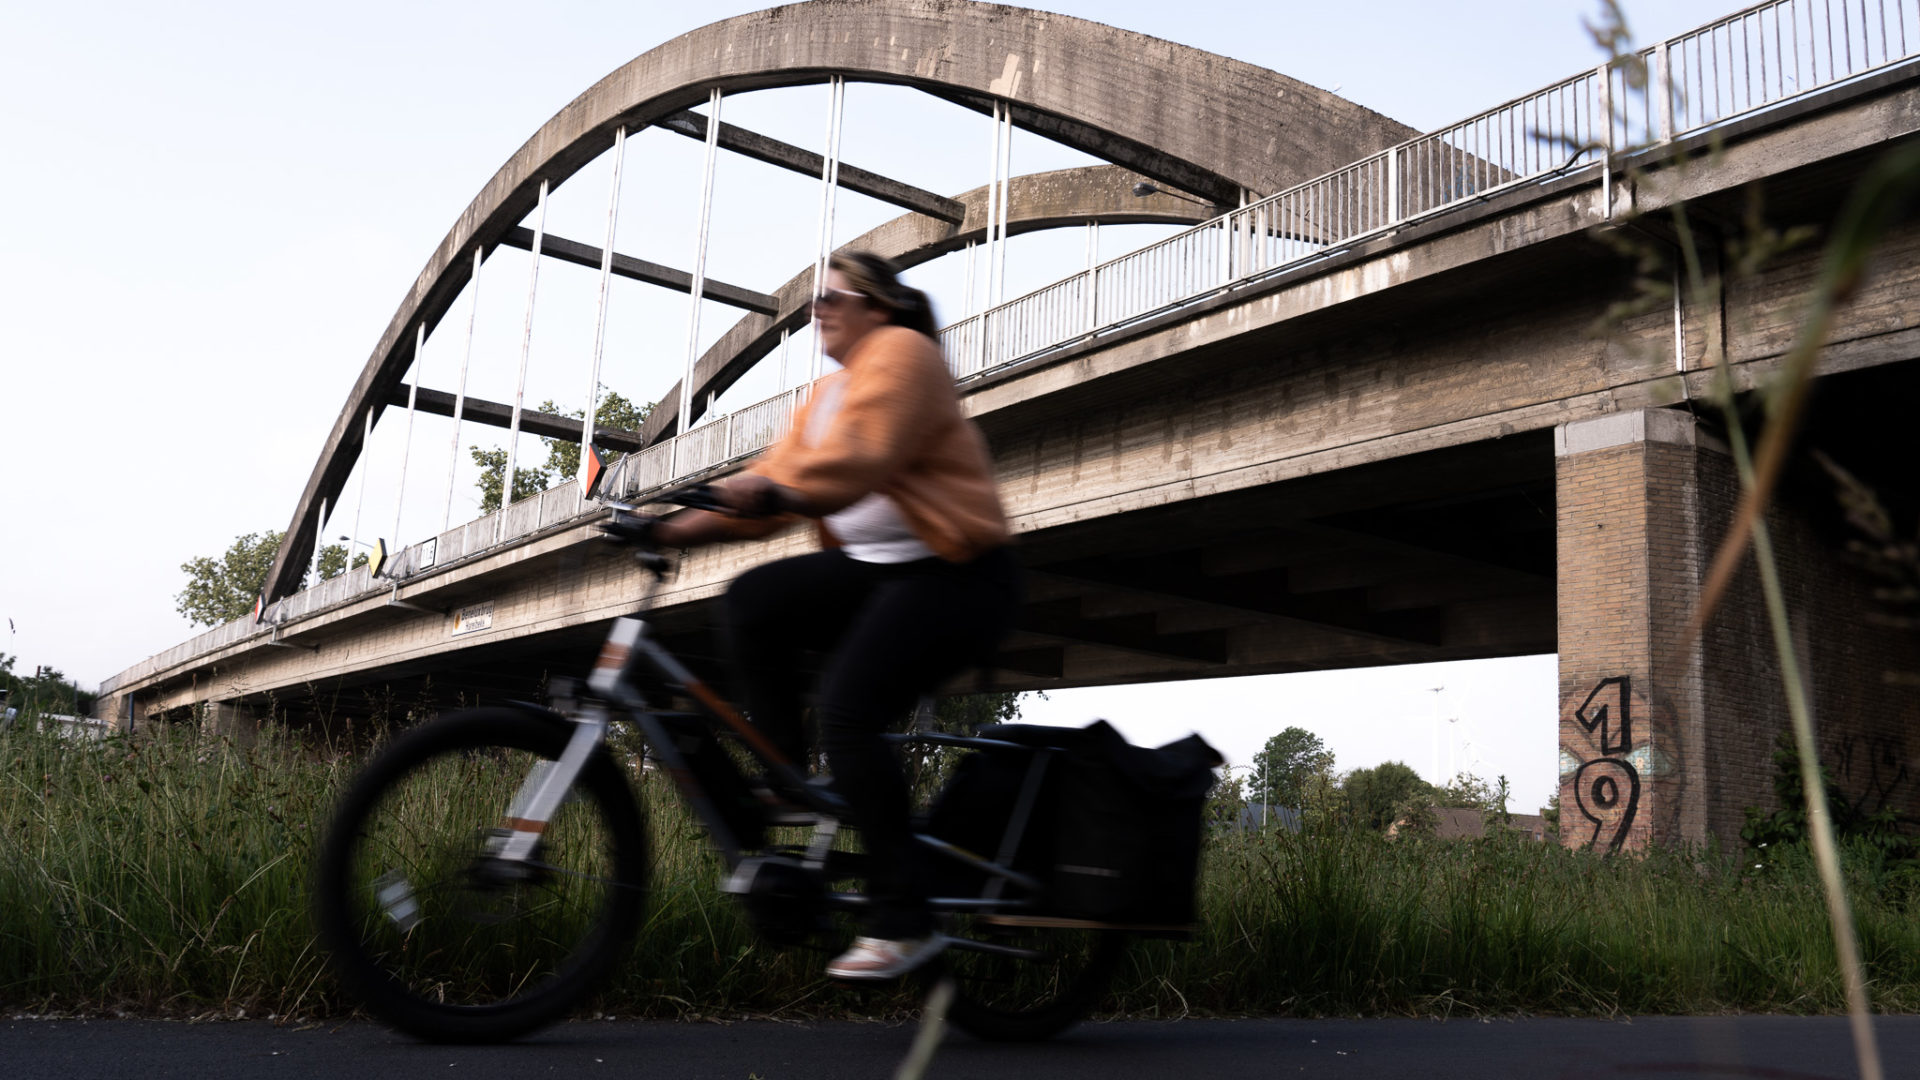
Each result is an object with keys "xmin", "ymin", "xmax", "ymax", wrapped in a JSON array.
[{"xmin": 267, "ymin": 0, "xmax": 1416, "ymax": 601}]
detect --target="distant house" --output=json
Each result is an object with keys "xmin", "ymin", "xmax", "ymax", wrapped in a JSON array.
[{"xmin": 1391, "ymin": 806, "xmax": 1550, "ymax": 842}]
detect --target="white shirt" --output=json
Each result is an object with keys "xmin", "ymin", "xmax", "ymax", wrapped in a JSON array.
[{"xmin": 804, "ymin": 376, "xmax": 936, "ymax": 564}]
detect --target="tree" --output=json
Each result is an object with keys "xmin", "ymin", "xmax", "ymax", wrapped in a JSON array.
[
  {"xmin": 0, "ymin": 660, "xmax": 94, "ymax": 718},
  {"xmin": 178, "ymin": 533, "xmax": 367, "ymax": 628},
  {"xmin": 1205, "ymin": 771, "xmax": 1249, "ymax": 827},
  {"xmin": 471, "ymin": 446, "xmax": 553, "ymax": 516},
  {"xmin": 1435, "ymin": 771, "xmax": 1512, "ymax": 818},
  {"xmin": 314, "ymin": 542, "xmax": 365, "ymax": 582},
  {"xmin": 904, "ymin": 690, "xmax": 1025, "ymax": 802},
  {"xmin": 1341, "ymin": 760, "xmax": 1432, "ymax": 831},
  {"xmin": 1250, "ymin": 726, "xmax": 1335, "ymax": 809},
  {"xmin": 544, "ymin": 389, "xmax": 651, "ymax": 480},
  {"xmin": 473, "ymin": 389, "xmax": 653, "ymax": 514},
  {"xmin": 176, "ymin": 531, "xmax": 283, "ymax": 627}
]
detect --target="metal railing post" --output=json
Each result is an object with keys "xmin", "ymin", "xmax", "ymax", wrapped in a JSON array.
[
  {"xmin": 1216, "ymin": 213, "xmax": 1230, "ymax": 287},
  {"xmin": 1083, "ymin": 221, "xmax": 1098, "ymax": 333},
  {"xmin": 1655, "ymin": 42, "xmax": 1674, "ymax": 142},
  {"xmin": 1597, "ymin": 64, "xmax": 1615, "ymax": 219},
  {"xmin": 1387, "ymin": 147, "xmax": 1402, "ymax": 225}
]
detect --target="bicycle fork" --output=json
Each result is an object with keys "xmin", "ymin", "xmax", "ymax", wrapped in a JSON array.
[
  {"xmin": 477, "ymin": 620, "xmax": 641, "ymax": 866},
  {"xmin": 484, "ymin": 707, "xmax": 608, "ymax": 864}
]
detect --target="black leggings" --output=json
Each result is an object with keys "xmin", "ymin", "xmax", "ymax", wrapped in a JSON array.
[{"xmin": 724, "ymin": 546, "xmax": 1022, "ymax": 938}]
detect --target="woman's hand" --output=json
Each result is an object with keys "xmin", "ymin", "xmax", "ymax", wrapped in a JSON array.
[{"xmin": 649, "ymin": 476, "xmax": 807, "ymax": 550}]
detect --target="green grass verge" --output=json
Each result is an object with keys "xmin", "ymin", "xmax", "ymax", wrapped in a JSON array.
[{"xmin": 3, "ymin": 722, "xmax": 1915, "ymax": 1019}]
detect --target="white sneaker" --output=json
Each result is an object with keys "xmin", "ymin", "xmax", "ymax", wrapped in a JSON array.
[{"xmin": 825, "ymin": 935, "xmax": 946, "ymax": 980}]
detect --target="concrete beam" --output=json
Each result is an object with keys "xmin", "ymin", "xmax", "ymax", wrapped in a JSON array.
[
  {"xmin": 1016, "ymin": 597, "xmax": 1230, "ymax": 665},
  {"xmin": 658, "ymin": 109, "xmax": 966, "ymax": 224},
  {"xmin": 498, "ymin": 227, "xmax": 779, "ymax": 315},
  {"xmin": 379, "ymin": 384, "xmax": 650, "ymax": 452},
  {"xmin": 1034, "ymin": 559, "xmax": 1446, "ymax": 648}
]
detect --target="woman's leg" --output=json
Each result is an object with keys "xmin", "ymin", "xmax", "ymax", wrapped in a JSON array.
[
  {"xmin": 815, "ymin": 548, "xmax": 1023, "ymax": 940},
  {"xmin": 723, "ymin": 550, "xmax": 873, "ymax": 766}
]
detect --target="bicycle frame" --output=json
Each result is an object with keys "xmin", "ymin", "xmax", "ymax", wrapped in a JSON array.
[
  {"xmin": 486, "ymin": 539, "xmax": 1062, "ymax": 957},
  {"xmin": 315, "ymin": 493, "xmax": 1147, "ymax": 1045}
]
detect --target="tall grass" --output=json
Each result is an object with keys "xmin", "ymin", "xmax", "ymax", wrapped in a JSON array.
[
  {"xmin": 0, "ymin": 720, "xmax": 345, "ymax": 1016},
  {"xmin": 1143, "ymin": 826, "xmax": 1920, "ymax": 1017},
  {"xmin": 3, "ymin": 719, "xmax": 1916, "ymax": 1019}
]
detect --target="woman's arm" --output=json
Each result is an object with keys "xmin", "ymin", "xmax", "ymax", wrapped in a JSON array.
[
  {"xmin": 761, "ymin": 328, "xmax": 949, "ymax": 513},
  {"xmin": 649, "ymin": 475, "xmax": 806, "ymax": 548}
]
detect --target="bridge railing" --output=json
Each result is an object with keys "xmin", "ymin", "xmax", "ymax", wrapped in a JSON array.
[
  {"xmin": 1654, "ymin": 0, "xmax": 1915, "ymax": 137},
  {"xmin": 939, "ymin": 0, "xmax": 1918, "ymax": 376},
  {"xmin": 105, "ymin": 0, "xmax": 1920, "ymax": 699},
  {"xmin": 596, "ymin": 383, "xmax": 813, "ymax": 500}
]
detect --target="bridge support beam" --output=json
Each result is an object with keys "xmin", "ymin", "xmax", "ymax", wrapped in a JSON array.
[
  {"xmin": 1554, "ymin": 407, "xmax": 1920, "ymax": 854},
  {"xmin": 198, "ymin": 700, "xmax": 260, "ymax": 747}
]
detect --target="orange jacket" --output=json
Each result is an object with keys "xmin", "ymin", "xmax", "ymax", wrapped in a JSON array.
[{"xmin": 714, "ymin": 325, "xmax": 1010, "ymax": 562}]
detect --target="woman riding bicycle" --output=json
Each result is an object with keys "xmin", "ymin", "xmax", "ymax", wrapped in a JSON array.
[{"xmin": 650, "ymin": 251, "xmax": 1022, "ymax": 981}]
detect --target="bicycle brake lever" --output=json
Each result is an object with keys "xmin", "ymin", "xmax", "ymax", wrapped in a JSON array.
[
  {"xmin": 601, "ymin": 508, "xmax": 659, "ymax": 545},
  {"xmin": 663, "ymin": 482, "xmax": 731, "ymax": 513}
]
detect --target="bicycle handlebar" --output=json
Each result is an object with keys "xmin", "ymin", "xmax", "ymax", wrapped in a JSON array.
[{"xmin": 600, "ymin": 483, "xmax": 768, "ymax": 574}]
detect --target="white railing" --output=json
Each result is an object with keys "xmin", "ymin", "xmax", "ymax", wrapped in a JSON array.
[
  {"xmin": 105, "ymin": 0, "xmax": 1920, "ymax": 697},
  {"xmin": 1656, "ymin": 0, "xmax": 1915, "ymax": 136},
  {"xmin": 588, "ymin": 383, "xmax": 811, "ymax": 502}
]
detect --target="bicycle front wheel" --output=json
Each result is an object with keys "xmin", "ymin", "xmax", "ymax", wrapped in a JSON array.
[{"xmin": 312, "ymin": 707, "xmax": 647, "ymax": 1043}]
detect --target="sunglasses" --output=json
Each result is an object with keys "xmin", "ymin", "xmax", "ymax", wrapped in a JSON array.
[{"xmin": 812, "ymin": 287, "xmax": 868, "ymax": 311}]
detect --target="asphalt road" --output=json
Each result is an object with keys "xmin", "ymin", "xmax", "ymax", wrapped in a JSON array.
[{"xmin": 6, "ymin": 1014, "xmax": 1918, "ymax": 1080}]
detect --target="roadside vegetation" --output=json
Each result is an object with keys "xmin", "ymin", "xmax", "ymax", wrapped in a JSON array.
[{"xmin": 4, "ymin": 711, "xmax": 1916, "ymax": 1022}]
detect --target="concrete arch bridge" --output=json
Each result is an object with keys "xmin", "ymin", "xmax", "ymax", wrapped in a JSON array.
[{"xmin": 104, "ymin": 0, "xmax": 1920, "ymax": 850}]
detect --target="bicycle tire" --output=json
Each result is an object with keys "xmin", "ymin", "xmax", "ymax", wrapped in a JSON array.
[
  {"xmin": 939, "ymin": 918, "xmax": 1127, "ymax": 1041},
  {"xmin": 312, "ymin": 707, "xmax": 647, "ymax": 1043}
]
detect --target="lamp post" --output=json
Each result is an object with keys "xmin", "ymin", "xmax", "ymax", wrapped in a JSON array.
[
  {"xmin": 336, "ymin": 534, "xmax": 383, "ymax": 575},
  {"xmin": 1131, "ymin": 181, "xmax": 1217, "ymax": 209}
]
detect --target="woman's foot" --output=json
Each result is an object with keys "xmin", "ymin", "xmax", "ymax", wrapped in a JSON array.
[{"xmin": 826, "ymin": 935, "xmax": 946, "ymax": 980}]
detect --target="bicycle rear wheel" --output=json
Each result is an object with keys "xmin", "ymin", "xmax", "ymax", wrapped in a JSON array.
[
  {"xmin": 313, "ymin": 707, "xmax": 647, "ymax": 1043},
  {"xmin": 939, "ymin": 916, "xmax": 1126, "ymax": 1041}
]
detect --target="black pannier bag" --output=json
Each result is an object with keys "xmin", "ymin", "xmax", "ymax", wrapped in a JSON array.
[
  {"xmin": 924, "ymin": 721, "xmax": 1221, "ymax": 927},
  {"xmin": 922, "ymin": 724, "xmax": 1071, "ymax": 900},
  {"xmin": 1047, "ymin": 721, "xmax": 1221, "ymax": 926}
]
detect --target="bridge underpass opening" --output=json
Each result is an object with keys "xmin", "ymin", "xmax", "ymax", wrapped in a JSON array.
[{"xmin": 208, "ymin": 358, "xmax": 1920, "ymax": 853}]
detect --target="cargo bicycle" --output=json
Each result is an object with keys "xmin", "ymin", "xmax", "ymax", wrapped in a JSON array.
[{"xmin": 312, "ymin": 485, "xmax": 1216, "ymax": 1044}]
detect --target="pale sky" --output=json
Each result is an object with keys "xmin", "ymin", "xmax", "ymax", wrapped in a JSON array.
[{"xmin": 1, "ymin": 0, "xmax": 1748, "ymax": 811}]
